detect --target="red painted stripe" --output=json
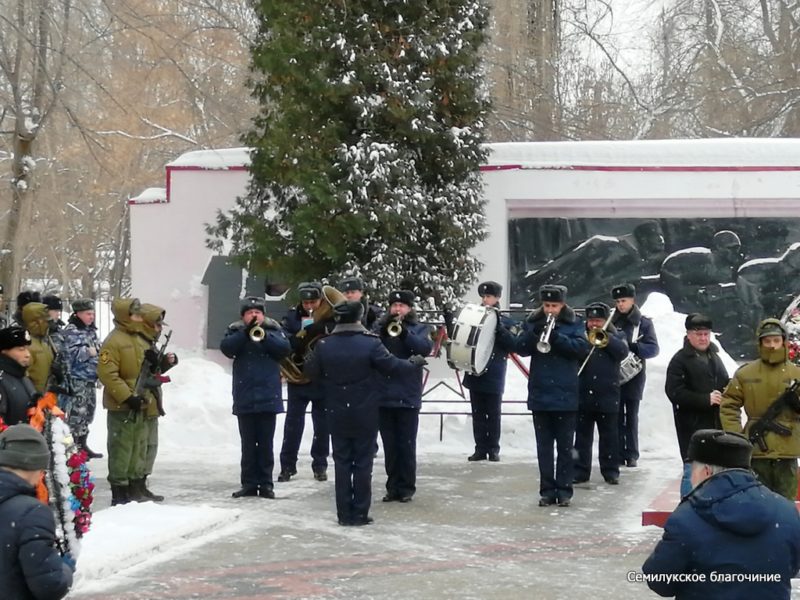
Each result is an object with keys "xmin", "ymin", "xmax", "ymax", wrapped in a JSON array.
[{"xmin": 481, "ymin": 164, "xmax": 800, "ymax": 173}]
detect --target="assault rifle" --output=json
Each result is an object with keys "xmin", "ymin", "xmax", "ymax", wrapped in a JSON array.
[
  {"xmin": 133, "ymin": 330, "xmax": 173, "ymax": 413},
  {"xmin": 748, "ymin": 379, "xmax": 800, "ymax": 452}
]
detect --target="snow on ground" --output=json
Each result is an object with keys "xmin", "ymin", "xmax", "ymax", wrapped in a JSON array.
[{"xmin": 74, "ymin": 293, "xmax": 736, "ymax": 590}]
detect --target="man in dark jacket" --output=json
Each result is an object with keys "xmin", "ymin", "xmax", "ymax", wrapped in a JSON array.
[
  {"xmin": 0, "ymin": 424, "xmax": 74, "ymax": 599},
  {"xmin": 642, "ymin": 429, "xmax": 800, "ymax": 599},
  {"xmin": 574, "ymin": 302, "xmax": 628, "ymax": 486},
  {"xmin": 611, "ymin": 283, "xmax": 659, "ymax": 468},
  {"xmin": 306, "ymin": 300, "xmax": 425, "ymax": 525},
  {"xmin": 461, "ymin": 281, "xmax": 516, "ymax": 463},
  {"xmin": 277, "ymin": 281, "xmax": 332, "ymax": 483},
  {"xmin": 373, "ymin": 289, "xmax": 433, "ymax": 503},
  {"xmin": 665, "ymin": 313, "xmax": 730, "ymax": 496},
  {"xmin": 0, "ymin": 326, "xmax": 36, "ymax": 427},
  {"xmin": 221, "ymin": 297, "xmax": 291, "ymax": 499},
  {"xmin": 496, "ymin": 284, "xmax": 590, "ymax": 507},
  {"xmin": 340, "ymin": 276, "xmax": 383, "ymax": 330}
]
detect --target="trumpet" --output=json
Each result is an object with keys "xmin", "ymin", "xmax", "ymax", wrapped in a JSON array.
[
  {"xmin": 387, "ymin": 316, "xmax": 404, "ymax": 337},
  {"xmin": 250, "ymin": 324, "xmax": 266, "ymax": 342},
  {"xmin": 536, "ymin": 313, "xmax": 556, "ymax": 353}
]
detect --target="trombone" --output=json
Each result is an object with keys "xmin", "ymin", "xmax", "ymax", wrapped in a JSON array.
[
  {"xmin": 536, "ymin": 313, "xmax": 556, "ymax": 353},
  {"xmin": 578, "ymin": 308, "xmax": 616, "ymax": 375}
]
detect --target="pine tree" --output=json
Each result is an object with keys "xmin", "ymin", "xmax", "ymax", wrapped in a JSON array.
[{"xmin": 207, "ymin": 0, "xmax": 490, "ymax": 303}]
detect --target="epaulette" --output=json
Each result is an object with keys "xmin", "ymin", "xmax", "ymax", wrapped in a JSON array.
[
  {"xmin": 362, "ymin": 331, "xmax": 380, "ymax": 338},
  {"xmin": 228, "ymin": 320, "xmax": 245, "ymax": 330}
]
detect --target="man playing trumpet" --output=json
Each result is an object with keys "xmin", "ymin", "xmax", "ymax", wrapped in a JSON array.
[
  {"xmin": 374, "ymin": 290, "xmax": 433, "ymax": 503},
  {"xmin": 496, "ymin": 284, "xmax": 589, "ymax": 507}
]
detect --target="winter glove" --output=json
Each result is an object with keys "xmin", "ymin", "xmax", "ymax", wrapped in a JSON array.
[
  {"xmin": 408, "ymin": 355, "xmax": 428, "ymax": 367},
  {"xmin": 158, "ymin": 405, "xmax": 167, "ymax": 417},
  {"xmin": 245, "ymin": 316, "xmax": 258, "ymax": 333},
  {"xmin": 61, "ymin": 553, "xmax": 76, "ymax": 572},
  {"xmin": 144, "ymin": 349, "xmax": 159, "ymax": 365},
  {"xmin": 125, "ymin": 395, "xmax": 145, "ymax": 411},
  {"xmin": 50, "ymin": 361, "xmax": 65, "ymax": 382},
  {"xmin": 629, "ymin": 343, "xmax": 639, "ymax": 355}
]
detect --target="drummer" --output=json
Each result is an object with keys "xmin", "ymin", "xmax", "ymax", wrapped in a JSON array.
[{"xmin": 461, "ymin": 281, "xmax": 517, "ymax": 462}]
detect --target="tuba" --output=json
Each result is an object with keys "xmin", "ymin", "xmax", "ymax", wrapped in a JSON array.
[{"xmin": 279, "ymin": 285, "xmax": 346, "ymax": 385}]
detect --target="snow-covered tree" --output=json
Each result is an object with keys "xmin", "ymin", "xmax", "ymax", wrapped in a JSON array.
[{"xmin": 208, "ymin": 1, "xmax": 490, "ymax": 303}]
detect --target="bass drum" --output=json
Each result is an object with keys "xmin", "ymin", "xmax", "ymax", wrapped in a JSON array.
[{"xmin": 446, "ymin": 303, "xmax": 498, "ymax": 375}]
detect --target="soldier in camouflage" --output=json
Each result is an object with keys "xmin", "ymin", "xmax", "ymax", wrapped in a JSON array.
[{"xmin": 61, "ymin": 298, "xmax": 102, "ymax": 459}]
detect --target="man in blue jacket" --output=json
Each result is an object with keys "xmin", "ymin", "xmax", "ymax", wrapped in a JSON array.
[
  {"xmin": 0, "ymin": 424, "xmax": 74, "ymax": 600},
  {"xmin": 462, "ymin": 281, "xmax": 516, "ymax": 463},
  {"xmin": 496, "ymin": 284, "xmax": 590, "ymax": 507},
  {"xmin": 220, "ymin": 296, "xmax": 291, "ymax": 499},
  {"xmin": 574, "ymin": 302, "xmax": 628, "ymax": 485},
  {"xmin": 642, "ymin": 429, "xmax": 800, "ymax": 599},
  {"xmin": 306, "ymin": 301, "xmax": 426, "ymax": 525},
  {"xmin": 374, "ymin": 290, "xmax": 433, "ymax": 503},
  {"xmin": 610, "ymin": 283, "xmax": 659, "ymax": 468}
]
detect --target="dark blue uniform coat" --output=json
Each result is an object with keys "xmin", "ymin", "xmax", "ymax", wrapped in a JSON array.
[
  {"xmin": 642, "ymin": 469, "xmax": 800, "ymax": 599},
  {"xmin": 0, "ymin": 470, "xmax": 74, "ymax": 600},
  {"xmin": 575, "ymin": 326, "xmax": 628, "ymax": 481},
  {"xmin": 612, "ymin": 304, "xmax": 659, "ymax": 463},
  {"xmin": 306, "ymin": 324, "xmax": 418, "ymax": 523},
  {"xmin": 220, "ymin": 321, "xmax": 290, "ymax": 415}
]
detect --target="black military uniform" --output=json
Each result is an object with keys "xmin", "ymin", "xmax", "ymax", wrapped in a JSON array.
[{"xmin": 0, "ymin": 327, "xmax": 36, "ymax": 426}]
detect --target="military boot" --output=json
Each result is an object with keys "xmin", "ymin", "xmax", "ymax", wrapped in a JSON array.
[
  {"xmin": 141, "ymin": 476, "xmax": 165, "ymax": 502},
  {"xmin": 128, "ymin": 479, "xmax": 153, "ymax": 503},
  {"xmin": 76, "ymin": 434, "xmax": 103, "ymax": 460},
  {"xmin": 111, "ymin": 485, "xmax": 130, "ymax": 506}
]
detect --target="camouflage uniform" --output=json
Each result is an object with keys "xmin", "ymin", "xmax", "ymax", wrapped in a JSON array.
[{"xmin": 61, "ymin": 314, "xmax": 100, "ymax": 438}]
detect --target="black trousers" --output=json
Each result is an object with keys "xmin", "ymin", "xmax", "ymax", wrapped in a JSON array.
[
  {"xmin": 618, "ymin": 392, "xmax": 641, "ymax": 463},
  {"xmin": 574, "ymin": 410, "xmax": 620, "ymax": 481},
  {"xmin": 379, "ymin": 407, "xmax": 419, "ymax": 498},
  {"xmin": 279, "ymin": 386, "xmax": 329, "ymax": 471},
  {"xmin": 532, "ymin": 411, "xmax": 576, "ymax": 501},
  {"xmin": 469, "ymin": 390, "xmax": 502, "ymax": 454},
  {"xmin": 331, "ymin": 432, "xmax": 377, "ymax": 523},
  {"xmin": 237, "ymin": 412, "xmax": 276, "ymax": 490}
]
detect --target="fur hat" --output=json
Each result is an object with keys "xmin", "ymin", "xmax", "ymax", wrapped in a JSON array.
[
  {"xmin": 585, "ymin": 302, "xmax": 610, "ymax": 320},
  {"xmin": 611, "ymin": 283, "xmax": 636, "ymax": 299},
  {"xmin": 0, "ymin": 424, "xmax": 50, "ymax": 471},
  {"xmin": 71, "ymin": 298, "xmax": 95, "ymax": 313},
  {"xmin": 240, "ymin": 296, "xmax": 266, "ymax": 316},
  {"xmin": 0, "ymin": 326, "xmax": 31, "ymax": 351},
  {"xmin": 539, "ymin": 285, "xmax": 567, "ymax": 303},
  {"xmin": 298, "ymin": 281, "xmax": 323, "ymax": 301},
  {"xmin": 333, "ymin": 300, "xmax": 364, "ymax": 324},
  {"xmin": 685, "ymin": 313, "xmax": 713, "ymax": 331},
  {"xmin": 16, "ymin": 290, "xmax": 41, "ymax": 309},
  {"xmin": 757, "ymin": 318, "xmax": 786, "ymax": 339},
  {"xmin": 339, "ymin": 277, "xmax": 364, "ymax": 292},
  {"xmin": 42, "ymin": 295, "xmax": 63, "ymax": 311},
  {"xmin": 388, "ymin": 290, "xmax": 415, "ymax": 307},
  {"xmin": 687, "ymin": 429, "xmax": 752, "ymax": 469},
  {"xmin": 478, "ymin": 281, "xmax": 502, "ymax": 298}
]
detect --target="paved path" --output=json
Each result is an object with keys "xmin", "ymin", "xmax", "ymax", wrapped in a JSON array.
[{"xmin": 69, "ymin": 453, "xmax": 683, "ymax": 600}]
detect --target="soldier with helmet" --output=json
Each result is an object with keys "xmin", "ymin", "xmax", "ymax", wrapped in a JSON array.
[
  {"xmin": 221, "ymin": 296, "xmax": 290, "ymax": 499},
  {"xmin": 306, "ymin": 300, "xmax": 425, "ymax": 525},
  {"xmin": 721, "ymin": 318, "xmax": 800, "ymax": 500}
]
